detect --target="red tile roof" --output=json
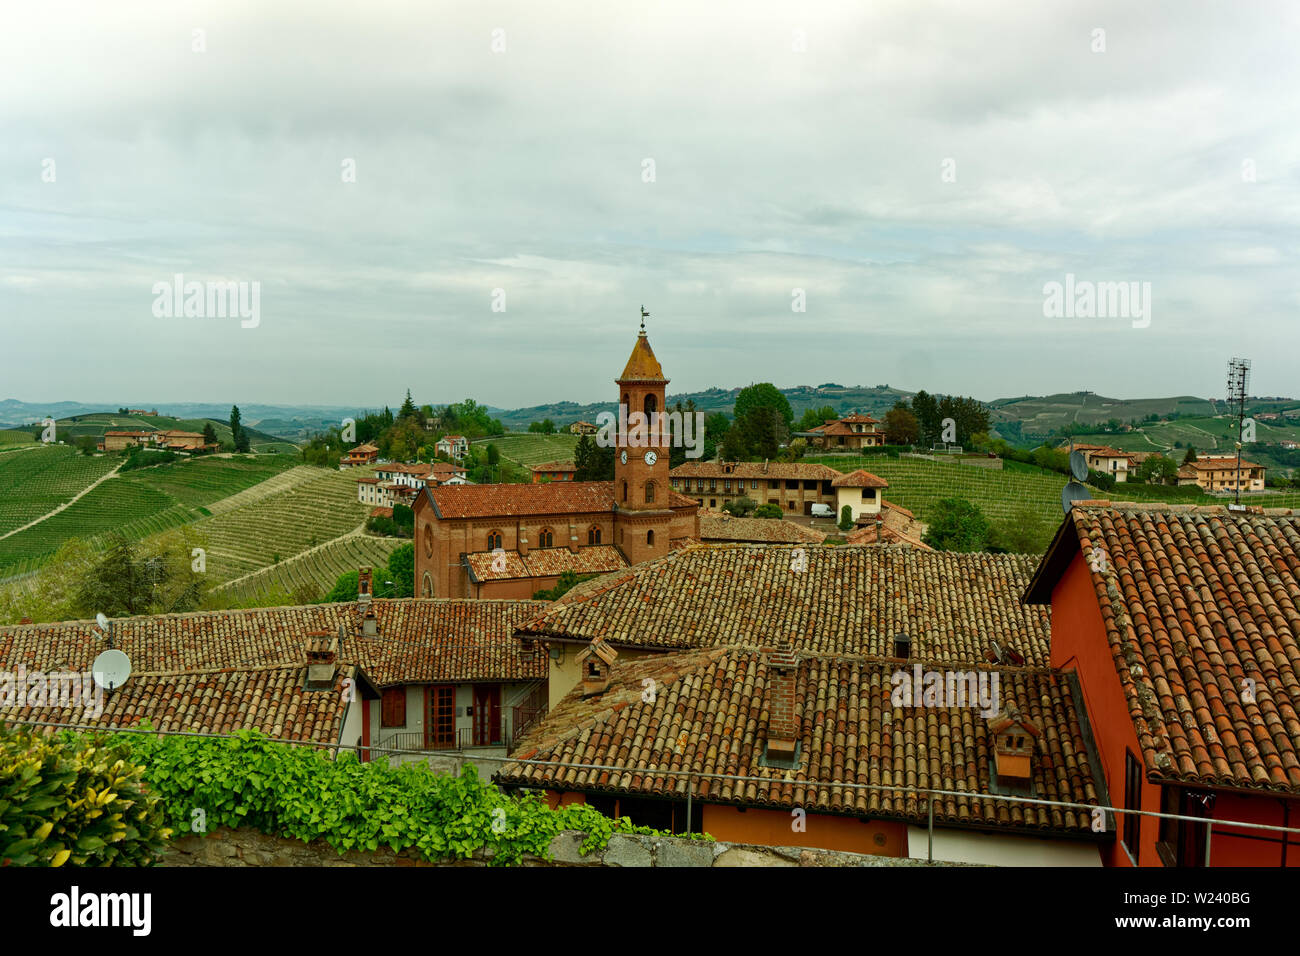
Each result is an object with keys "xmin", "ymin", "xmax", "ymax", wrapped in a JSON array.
[
  {"xmin": 463, "ymin": 546, "xmax": 627, "ymax": 583},
  {"xmin": 831, "ymin": 469, "xmax": 889, "ymax": 489},
  {"xmin": 697, "ymin": 511, "xmax": 827, "ymax": 544},
  {"xmin": 0, "ymin": 599, "xmax": 548, "ymax": 740},
  {"xmin": 515, "ymin": 545, "xmax": 1051, "ymax": 664},
  {"xmin": 499, "ymin": 648, "xmax": 1101, "ymax": 835},
  {"xmin": 1025, "ymin": 501, "xmax": 1300, "ymax": 794}
]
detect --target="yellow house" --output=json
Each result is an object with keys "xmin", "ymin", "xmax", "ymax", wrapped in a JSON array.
[{"xmin": 831, "ymin": 469, "xmax": 889, "ymax": 522}]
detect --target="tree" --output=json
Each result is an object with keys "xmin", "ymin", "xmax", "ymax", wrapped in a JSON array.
[
  {"xmin": 385, "ymin": 543, "xmax": 415, "ymax": 597},
  {"xmin": 574, "ymin": 434, "xmax": 614, "ymax": 481},
  {"xmin": 733, "ymin": 383, "xmax": 794, "ymax": 431},
  {"xmin": 202, "ymin": 422, "xmax": 218, "ymax": 446},
  {"xmin": 911, "ymin": 391, "xmax": 941, "ymax": 446},
  {"xmin": 838, "ymin": 506, "xmax": 854, "ymax": 531},
  {"xmin": 990, "ymin": 503, "xmax": 1052, "ymax": 554},
  {"xmin": 796, "ymin": 405, "xmax": 838, "ymax": 432},
  {"xmin": 721, "ymin": 496, "xmax": 757, "ymax": 517},
  {"xmin": 922, "ymin": 498, "xmax": 992, "ymax": 552},
  {"xmin": 1136, "ymin": 454, "xmax": 1179, "ymax": 485},
  {"xmin": 399, "ymin": 389, "xmax": 418, "ymax": 420},
  {"xmin": 486, "ymin": 443, "xmax": 500, "ymax": 467},
  {"xmin": 883, "ymin": 402, "xmax": 920, "ymax": 445},
  {"xmin": 229, "ymin": 405, "xmax": 242, "ymax": 447},
  {"xmin": 741, "ymin": 404, "xmax": 784, "ymax": 460},
  {"xmin": 1183, "ymin": 446, "xmax": 1198, "ymax": 465},
  {"xmin": 753, "ymin": 503, "xmax": 784, "ymax": 519},
  {"xmin": 73, "ymin": 530, "xmax": 205, "ymax": 618}
]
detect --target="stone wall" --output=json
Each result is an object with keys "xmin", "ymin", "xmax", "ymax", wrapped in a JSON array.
[{"xmin": 163, "ymin": 827, "xmax": 957, "ymax": 867}]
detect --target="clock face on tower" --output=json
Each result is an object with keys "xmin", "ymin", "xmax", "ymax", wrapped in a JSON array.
[
  {"xmin": 620, "ymin": 450, "xmax": 628, "ymax": 465},
  {"xmin": 644, "ymin": 450, "xmax": 657, "ymax": 466}
]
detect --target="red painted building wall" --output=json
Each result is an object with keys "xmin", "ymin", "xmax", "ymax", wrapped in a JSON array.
[{"xmin": 1050, "ymin": 550, "xmax": 1300, "ymax": 866}]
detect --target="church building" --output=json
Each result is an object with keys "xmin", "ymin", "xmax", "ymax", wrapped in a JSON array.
[{"xmin": 412, "ymin": 325, "xmax": 701, "ymax": 599}]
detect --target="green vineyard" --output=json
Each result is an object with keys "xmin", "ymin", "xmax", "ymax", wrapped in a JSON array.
[
  {"xmin": 482, "ymin": 433, "xmax": 579, "ymax": 467},
  {"xmin": 217, "ymin": 533, "xmax": 402, "ymax": 605},
  {"xmin": 0, "ymin": 453, "xmax": 298, "ymax": 577},
  {"xmin": 176, "ymin": 468, "xmax": 368, "ymax": 583},
  {"xmin": 0, "ymin": 446, "xmax": 121, "ymax": 537}
]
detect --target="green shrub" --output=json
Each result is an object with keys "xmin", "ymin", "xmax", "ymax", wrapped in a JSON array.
[
  {"xmin": 0, "ymin": 724, "xmax": 172, "ymax": 866},
  {"xmin": 118, "ymin": 729, "xmax": 709, "ymax": 865}
]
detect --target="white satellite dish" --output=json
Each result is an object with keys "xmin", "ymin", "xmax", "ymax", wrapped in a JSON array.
[{"xmin": 92, "ymin": 649, "xmax": 132, "ymax": 691}]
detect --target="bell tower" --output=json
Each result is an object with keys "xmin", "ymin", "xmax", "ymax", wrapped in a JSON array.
[{"xmin": 613, "ymin": 309, "xmax": 672, "ymax": 563}]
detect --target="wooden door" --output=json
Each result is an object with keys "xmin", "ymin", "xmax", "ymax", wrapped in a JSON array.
[
  {"xmin": 473, "ymin": 685, "xmax": 501, "ymax": 746},
  {"xmin": 426, "ymin": 685, "xmax": 455, "ymax": 749}
]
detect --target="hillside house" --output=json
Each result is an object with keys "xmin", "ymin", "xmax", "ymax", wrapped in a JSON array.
[
  {"xmin": 1183, "ymin": 455, "xmax": 1266, "ymax": 493},
  {"xmin": 831, "ymin": 468, "xmax": 889, "ymax": 522},
  {"xmin": 340, "ymin": 443, "xmax": 380, "ymax": 468},
  {"xmin": 529, "ymin": 461, "xmax": 576, "ymax": 483},
  {"xmin": 796, "ymin": 414, "xmax": 886, "ymax": 451},
  {"xmin": 1025, "ymin": 502, "xmax": 1300, "ymax": 866},
  {"xmin": 435, "ymin": 435, "xmax": 469, "ymax": 459},
  {"xmin": 669, "ymin": 460, "xmax": 841, "ymax": 514},
  {"xmin": 1064, "ymin": 444, "xmax": 1137, "ymax": 483},
  {"xmin": 101, "ymin": 430, "xmax": 153, "ymax": 452},
  {"xmin": 569, "ymin": 421, "xmax": 598, "ymax": 435}
]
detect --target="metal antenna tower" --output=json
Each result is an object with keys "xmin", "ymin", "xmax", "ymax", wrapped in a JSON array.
[{"xmin": 1226, "ymin": 357, "xmax": 1251, "ymax": 505}]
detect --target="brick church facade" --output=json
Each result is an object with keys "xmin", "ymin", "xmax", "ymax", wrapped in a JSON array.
[{"xmin": 412, "ymin": 327, "xmax": 700, "ymax": 599}]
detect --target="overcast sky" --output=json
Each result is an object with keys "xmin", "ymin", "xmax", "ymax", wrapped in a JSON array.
[{"xmin": 2, "ymin": 0, "xmax": 1297, "ymax": 410}]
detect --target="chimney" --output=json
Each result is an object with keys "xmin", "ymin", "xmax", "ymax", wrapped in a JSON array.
[
  {"xmin": 762, "ymin": 459, "xmax": 770, "ymax": 474},
  {"xmin": 304, "ymin": 631, "xmax": 339, "ymax": 690},
  {"xmin": 763, "ymin": 643, "xmax": 799, "ymax": 765},
  {"xmin": 576, "ymin": 637, "xmax": 618, "ymax": 696},
  {"xmin": 989, "ymin": 709, "xmax": 1040, "ymax": 786},
  {"xmin": 568, "ymin": 520, "xmax": 578, "ymax": 554},
  {"xmin": 356, "ymin": 565, "xmax": 378, "ymax": 636},
  {"xmin": 518, "ymin": 527, "xmax": 529, "ymax": 557}
]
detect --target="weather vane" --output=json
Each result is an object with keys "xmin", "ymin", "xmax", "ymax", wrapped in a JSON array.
[{"xmin": 640, "ymin": 304, "xmax": 649, "ymax": 335}]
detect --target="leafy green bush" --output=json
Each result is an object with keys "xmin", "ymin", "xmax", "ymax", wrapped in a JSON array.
[
  {"xmin": 0, "ymin": 724, "xmax": 172, "ymax": 866},
  {"xmin": 752, "ymin": 503, "xmax": 784, "ymax": 519},
  {"xmin": 119, "ymin": 729, "xmax": 709, "ymax": 865}
]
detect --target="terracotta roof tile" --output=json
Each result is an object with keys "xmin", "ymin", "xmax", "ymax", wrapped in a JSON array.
[
  {"xmin": 464, "ymin": 546, "xmax": 628, "ymax": 582},
  {"xmin": 499, "ymin": 648, "xmax": 1100, "ymax": 834},
  {"xmin": 697, "ymin": 512, "xmax": 827, "ymax": 545},
  {"xmin": 831, "ymin": 469, "xmax": 889, "ymax": 489},
  {"xmin": 517, "ymin": 545, "xmax": 1051, "ymax": 664},
  {"xmin": 1029, "ymin": 502, "xmax": 1300, "ymax": 794}
]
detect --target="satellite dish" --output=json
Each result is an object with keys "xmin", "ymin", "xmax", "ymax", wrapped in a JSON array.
[
  {"xmin": 92, "ymin": 649, "xmax": 132, "ymax": 691},
  {"xmin": 1061, "ymin": 481, "xmax": 1091, "ymax": 514},
  {"xmin": 1069, "ymin": 450, "xmax": 1089, "ymax": 481},
  {"xmin": 95, "ymin": 612, "xmax": 110, "ymax": 633}
]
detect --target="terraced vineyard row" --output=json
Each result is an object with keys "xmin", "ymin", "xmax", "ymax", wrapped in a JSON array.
[
  {"xmin": 178, "ymin": 468, "xmax": 368, "ymax": 582},
  {"xmin": 203, "ymin": 464, "xmax": 328, "ymax": 515},
  {"xmin": 117, "ymin": 455, "xmax": 297, "ymax": 508},
  {"xmin": 0, "ymin": 447, "xmax": 121, "ymax": 536},
  {"xmin": 0, "ymin": 429, "xmax": 35, "ymax": 444},
  {"xmin": 0, "ymin": 453, "xmax": 301, "ymax": 578},
  {"xmin": 219, "ymin": 534, "xmax": 402, "ymax": 605},
  {"xmin": 482, "ymin": 433, "xmax": 579, "ymax": 466}
]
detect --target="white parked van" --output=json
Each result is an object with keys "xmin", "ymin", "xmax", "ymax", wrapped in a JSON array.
[{"xmin": 810, "ymin": 503, "xmax": 834, "ymax": 518}]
